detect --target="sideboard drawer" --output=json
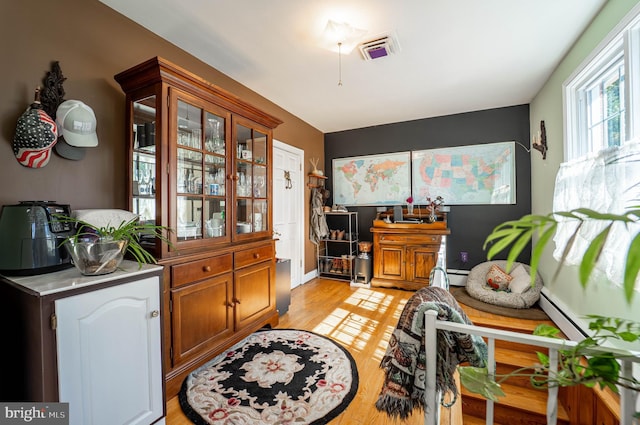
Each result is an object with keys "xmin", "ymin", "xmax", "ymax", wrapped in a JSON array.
[
  {"xmin": 378, "ymin": 234, "xmax": 442, "ymax": 244},
  {"xmin": 171, "ymin": 254, "xmax": 233, "ymax": 288},
  {"xmin": 235, "ymin": 243, "xmax": 274, "ymax": 269}
]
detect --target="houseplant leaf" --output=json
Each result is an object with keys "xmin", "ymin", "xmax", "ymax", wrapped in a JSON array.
[
  {"xmin": 578, "ymin": 224, "xmax": 612, "ymax": 287},
  {"xmin": 530, "ymin": 222, "xmax": 557, "ymax": 285},
  {"xmin": 458, "ymin": 367, "xmax": 505, "ymax": 401},
  {"xmin": 485, "ymin": 229, "xmax": 524, "ymax": 261},
  {"xmin": 505, "ymin": 228, "xmax": 534, "ymax": 272},
  {"xmin": 623, "ymin": 233, "xmax": 640, "ymax": 303}
]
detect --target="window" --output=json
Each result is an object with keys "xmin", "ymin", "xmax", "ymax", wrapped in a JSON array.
[
  {"xmin": 557, "ymin": 4, "xmax": 640, "ymax": 292},
  {"xmin": 564, "ymin": 4, "xmax": 640, "ymax": 160},
  {"xmin": 585, "ymin": 56, "xmax": 625, "ymax": 153}
]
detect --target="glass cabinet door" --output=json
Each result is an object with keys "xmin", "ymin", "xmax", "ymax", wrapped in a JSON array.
[
  {"xmin": 175, "ymin": 98, "xmax": 228, "ymax": 243},
  {"xmin": 203, "ymin": 112, "xmax": 226, "ymax": 239},
  {"xmin": 132, "ymin": 96, "xmax": 157, "ymax": 226},
  {"xmin": 235, "ymin": 123, "xmax": 268, "ymax": 237}
]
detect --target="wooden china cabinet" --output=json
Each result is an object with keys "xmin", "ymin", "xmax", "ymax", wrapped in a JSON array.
[{"xmin": 115, "ymin": 57, "xmax": 283, "ymax": 397}]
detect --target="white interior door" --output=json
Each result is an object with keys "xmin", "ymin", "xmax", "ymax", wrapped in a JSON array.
[
  {"xmin": 55, "ymin": 277, "xmax": 163, "ymax": 425},
  {"xmin": 273, "ymin": 140, "xmax": 304, "ymax": 289}
]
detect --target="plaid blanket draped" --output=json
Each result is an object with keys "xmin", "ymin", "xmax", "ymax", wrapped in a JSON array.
[{"xmin": 375, "ymin": 286, "xmax": 488, "ymax": 419}]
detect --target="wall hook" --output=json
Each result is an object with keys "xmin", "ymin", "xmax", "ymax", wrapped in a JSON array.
[
  {"xmin": 532, "ymin": 120, "xmax": 548, "ymax": 160},
  {"xmin": 284, "ymin": 170, "xmax": 292, "ymax": 189}
]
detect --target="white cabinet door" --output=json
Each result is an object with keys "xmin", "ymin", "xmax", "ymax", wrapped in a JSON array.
[{"xmin": 55, "ymin": 276, "xmax": 163, "ymax": 425}]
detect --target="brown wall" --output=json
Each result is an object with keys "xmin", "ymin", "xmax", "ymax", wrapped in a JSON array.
[{"xmin": 0, "ymin": 0, "xmax": 323, "ymax": 274}]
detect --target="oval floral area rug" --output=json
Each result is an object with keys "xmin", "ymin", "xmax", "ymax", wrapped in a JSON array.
[{"xmin": 179, "ymin": 329, "xmax": 359, "ymax": 425}]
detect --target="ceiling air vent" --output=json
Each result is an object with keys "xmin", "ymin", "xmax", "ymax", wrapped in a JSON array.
[{"xmin": 358, "ymin": 33, "xmax": 400, "ymax": 61}]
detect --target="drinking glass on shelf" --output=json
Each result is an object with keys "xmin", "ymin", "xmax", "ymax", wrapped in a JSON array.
[
  {"xmin": 214, "ymin": 137, "xmax": 225, "ymax": 154},
  {"xmin": 141, "ymin": 170, "xmax": 151, "ymax": 195},
  {"xmin": 192, "ymin": 129, "xmax": 202, "ymax": 148},
  {"xmin": 254, "ymin": 176, "xmax": 265, "ymax": 198}
]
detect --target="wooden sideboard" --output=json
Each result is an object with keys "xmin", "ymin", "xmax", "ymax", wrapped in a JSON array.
[{"xmin": 370, "ymin": 215, "xmax": 450, "ymax": 290}]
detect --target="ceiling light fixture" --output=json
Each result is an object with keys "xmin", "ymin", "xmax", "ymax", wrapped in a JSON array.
[
  {"xmin": 322, "ymin": 20, "xmax": 366, "ymax": 86},
  {"xmin": 338, "ymin": 41, "xmax": 343, "ymax": 86},
  {"xmin": 323, "ymin": 20, "xmax": 366, "ymax": 53}
]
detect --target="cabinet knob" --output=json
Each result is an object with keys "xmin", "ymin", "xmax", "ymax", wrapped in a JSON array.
[
  {"xmin": 253, "ymin": 253, "xmax": 260, "ymax": 259},
  {"xmin": 203, "ymin": 265, "xmax": 211, "ymax": 272},
  {"xmin": 150, "ymin": 310, "xmax": 160, "ymax": 318},
  {"xmin": 226, "ymin": 301, "xmax": 234, "ymax": 308},
  {"xmin": 228, "ymin": 174, "xmax": 239, "ymax": 181},
  {"xmin": 233, "ymin": 297, "xmax": 241, "ymax": 304}
]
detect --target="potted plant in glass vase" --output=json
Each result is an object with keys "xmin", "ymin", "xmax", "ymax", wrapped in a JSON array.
[{"xmin": 56, "ymin": 213, "xmax": 172, "ymax": 276}]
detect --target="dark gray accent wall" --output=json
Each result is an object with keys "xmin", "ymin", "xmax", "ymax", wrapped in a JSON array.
[{"xmin": 324, "ymin": 105, "xmax": 531, "ymax": 271}]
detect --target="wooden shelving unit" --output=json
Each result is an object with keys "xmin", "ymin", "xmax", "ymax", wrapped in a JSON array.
[{"xmin": 307, "ymin": 173, "xmax": 327, "ymax": 188}]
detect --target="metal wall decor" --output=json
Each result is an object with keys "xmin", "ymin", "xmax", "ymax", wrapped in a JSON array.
[
  {"xmin": 284, "ymin": 170, "xmax": 292, "ymax": 189},
  {"xmin": 41, "ymin": 61, "xmax": 67, "ymax": 120},
  {"xmin": 532, "ymin": 120, "xmax": 548, "ymax": 159}
]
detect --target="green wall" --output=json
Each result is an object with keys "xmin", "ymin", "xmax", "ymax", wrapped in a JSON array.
[{"xmin": 530, "ymin": 0, "xmax": 640, "ymax": 348}]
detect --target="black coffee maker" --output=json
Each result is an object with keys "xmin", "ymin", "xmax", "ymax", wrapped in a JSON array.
[{"xmin": 0, "ymin": 201, "xmax": 75, "ymax": 275}]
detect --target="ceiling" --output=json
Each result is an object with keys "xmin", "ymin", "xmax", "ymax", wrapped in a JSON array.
[{"xmin": 99, "ymin": 0, "xmax": 606, "ymax": 133}]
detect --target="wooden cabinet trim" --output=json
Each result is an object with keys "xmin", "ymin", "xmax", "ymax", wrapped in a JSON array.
[
  {"xmin": 233, "ymin": 261, "xmax": 276, "ymax": 331},
  {"xmin": 171, "ymin": 254, "xmax": 233, "ymax": 288},
  {"xmin": 378, "ymin": 234, "xmax": 441, "ymax": 244},
  {"xmin": 170, "ymin": 273, "xmax": 234, "ymax": 365},
  {"xmin": 234, "ymin": 243, "xmax": 275, "ymax": 270},
  {"xmin": 115, "ymin": 56, "xmax": 283, "ymax": 128}
]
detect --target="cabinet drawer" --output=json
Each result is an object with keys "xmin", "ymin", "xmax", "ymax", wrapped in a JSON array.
[
  {"xmin": 378, "ymin": 234, "xmax": 441, "ymax": 244},
  {"xmin": 171, "ymin": 254, "xmax": 233, "ymax": 288},
  {"xmin": 235, "ymin": 244, "xmax": 274, "ymax": 269}
]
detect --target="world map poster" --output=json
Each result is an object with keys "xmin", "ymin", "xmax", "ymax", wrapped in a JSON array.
[
  {"xmin": 411, "ymin": 142, "xmax": 516, "ymax": 205},
  {"xmin": 332, "ymin": 152, "xmax": 411, "ymax": 206}
]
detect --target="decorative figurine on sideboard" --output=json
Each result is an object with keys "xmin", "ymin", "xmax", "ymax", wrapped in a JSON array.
[{"xmin": 425, "ymin": 196, "xmax": 444, "ymax": 223}]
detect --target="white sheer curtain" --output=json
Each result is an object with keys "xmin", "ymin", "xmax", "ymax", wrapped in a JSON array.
[{"xmin": 552, "ymin": 139, "xmax": 640, "ymax": 289}]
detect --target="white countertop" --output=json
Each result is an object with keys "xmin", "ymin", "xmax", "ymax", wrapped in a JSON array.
[{"xmin": 2, "ymin": 260, "xmax": 163, "ymax": 296}]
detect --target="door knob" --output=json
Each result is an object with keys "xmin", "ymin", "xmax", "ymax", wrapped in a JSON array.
[{"xmin": 150, "ymin": 310, "xmax": 160, "ymax": 318}]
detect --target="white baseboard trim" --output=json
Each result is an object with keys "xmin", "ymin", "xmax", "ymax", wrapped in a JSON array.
[
  {"xmin": 446, "ymin": 269, "xmax": 469, "ymax": 287},
  {"xmin": 303, "ymin": 269, "xmax": 318, "ymax": 284},
  {"xmin": 539, "ymin": 288, "xmax": 588, "ymax": 342}
]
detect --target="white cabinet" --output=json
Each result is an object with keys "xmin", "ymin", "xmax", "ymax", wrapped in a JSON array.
[
  {"xmin": 56, "ymin": 276, "xmax": 163, "ymax": 425},
  {"xmin": 0, "ymin": 261, "xmax": 164, "ymax": 424}
]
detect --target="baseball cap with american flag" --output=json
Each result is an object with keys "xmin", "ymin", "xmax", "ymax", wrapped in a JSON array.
[{"xmin": 13, "ymin": 102, "xmax": 58, "ymax": 168}]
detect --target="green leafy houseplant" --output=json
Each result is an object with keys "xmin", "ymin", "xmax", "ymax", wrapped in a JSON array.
[
  {"xmin": 483, "ymin": 207, "xmax": 640, "ymax": 303},
  {"xmin": 55, "ymin": 214, "xmax": 172, "ymax": 274},
  {"xmin": 458, "ymin": 206, "xmax": 640, "ymax": 419}
]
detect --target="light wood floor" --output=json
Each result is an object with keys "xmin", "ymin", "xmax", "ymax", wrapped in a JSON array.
[{"xmin": 165, "ymin": 278, "xmax": 552, "ymax": 424}]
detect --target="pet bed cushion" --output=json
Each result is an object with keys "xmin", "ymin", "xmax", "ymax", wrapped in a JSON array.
[
  {"xmin": 485, "ymin": 264, "xmax": 512, "ymax": 290},
  {"xmin": 508, "ymin": 264, "xmax": 532, "ymax": 294},
  {"xmin": 466, "ymin": 261, "xmax": 543, "ymax": 309}
]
